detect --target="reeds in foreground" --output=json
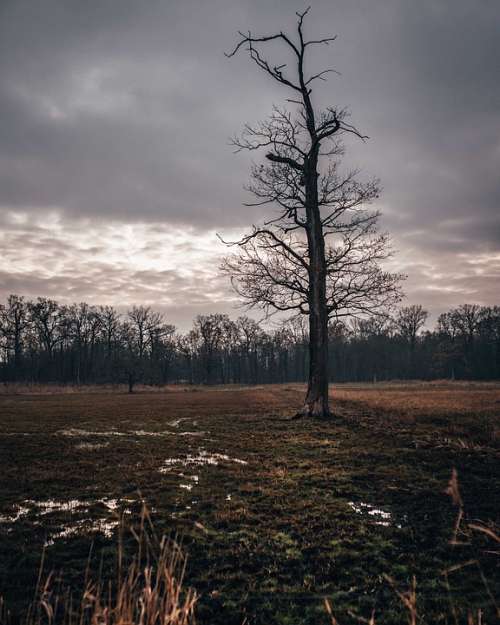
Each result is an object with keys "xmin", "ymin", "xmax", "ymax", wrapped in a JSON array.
[{"xmin": 3, "ymin": 506, "xmax": 197, "ymax": 625}]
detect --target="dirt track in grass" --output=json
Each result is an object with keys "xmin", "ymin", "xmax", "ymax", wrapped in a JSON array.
[{"xmin": 0, "ymin": 382, "xmax": 499, "ymax": 624}]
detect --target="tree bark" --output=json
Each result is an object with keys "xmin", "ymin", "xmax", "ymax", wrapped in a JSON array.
[
  {"xmin": 298, "ymin": 154, "xmax": 331, "ymax": 417},
  {"xmin": 300, "ymin": 295, "xmax": 330, "ymax": 416}
]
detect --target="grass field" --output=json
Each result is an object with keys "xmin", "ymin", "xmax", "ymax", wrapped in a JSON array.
[{"xmin": 0, "ymin": 382, "xmax": 499, "ymax": 624}]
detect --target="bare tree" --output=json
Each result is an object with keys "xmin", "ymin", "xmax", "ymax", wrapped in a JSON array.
[
  {"xmin": 223, "ymin": 8, "xmax": 403, "ymax": 416},
  {"xmin": 128, "ymin": 306, "xmax": 153, "ymax": 360},
  {"xmin": 66, "ymin": 303, "xmax": 102, "ymax": 384},
  {"xmin": 149, "ymin": 319, "xmax": 176, "ymax": 384},
  {"xmin": 120, "ymin": 320, "xmax": 139, "ymax": 393},
  {"xmin": 28, "ymin": 298, "xmax": 64, "ymax": 361},
  {"xmin": 236, "ymin": 316, "xmax": 264, "ymax": 383},
  {"xmin": 395, "ymin": 304, "xmax": 428, "ymax": 378},
  {"xmin": 219, "ymin": 316, "xmax": 239, "ymax": 383},
  {"xmin": 178, "ymin": 329, "xmax": 201, "ymax": 385},
  {"xmin": 452, "ymin": 304, "xmax": 481, "ymax": 346},
  {"xmin": 194, "ymin": 314, "xmax": 227, "ymax": 384},
  {"xmin": 100, "ymin": 305, "xmax": 121, "ymax": 361},
  {"xmin": 395, "ymin": 305, "xmax": 428, "ymax": 350},
  {"xmin": 0, "ymin": 295, "xmax": 30, "ymax": 377}
]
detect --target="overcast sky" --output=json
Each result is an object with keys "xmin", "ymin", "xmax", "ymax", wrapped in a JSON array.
[{"xmin": 1, "ymin": 0, "xmax": 499, "ymax": 330}]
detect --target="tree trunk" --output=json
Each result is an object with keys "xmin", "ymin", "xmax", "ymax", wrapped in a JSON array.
[
  {"xmin": 298, "ymin": 154, "xmax": 331, "ymax": 417},
  {"xmin": 300, "ymin": 298, "xmax": 330, "ymax": 416},
  {"xmin": 13, "ymin": 335, "xmax": 22, "ymax": 382}
]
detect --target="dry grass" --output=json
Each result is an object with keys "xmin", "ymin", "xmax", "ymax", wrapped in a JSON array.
[
  {"xmin": 328, "ymin": 381, "xmax": 500, "ymax": 451},
  {"xmin": 333, "ymin": 383, "xmax": 500, "ymax": 418},
  {"xmin": 0, "ymin": 382, "xmax": 268, "ymax": 396},
  {"xmin": 2, "ymin": 507, "xmax": 197, "ymax": 625}
]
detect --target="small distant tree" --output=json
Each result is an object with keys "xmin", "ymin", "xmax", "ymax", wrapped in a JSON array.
[{"xmin": 223, "ymin": 8, "xmax": 403, "ymax": 416}]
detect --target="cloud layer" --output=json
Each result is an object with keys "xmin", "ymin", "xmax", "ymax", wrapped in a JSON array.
[{"xmin": 0, "ymin": 0, "xmax": 499, "ymax": 327}]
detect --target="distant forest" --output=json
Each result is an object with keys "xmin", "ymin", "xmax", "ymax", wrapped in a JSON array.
[{"xmin": 0, "ymin": 295, "xmax": 499, "ymax": 387}]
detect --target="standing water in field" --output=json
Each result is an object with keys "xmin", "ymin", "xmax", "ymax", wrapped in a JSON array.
[
  {"xmin": 348, "ymin": 501, "xmax": 401, "ymax": 527},
  {"xmin": 159, "ymin": 449, "xmax": 248, "ymax": 472},
  {"xmin": 0, "ymin": 497, "xmax": 135, "ymax": 545}
]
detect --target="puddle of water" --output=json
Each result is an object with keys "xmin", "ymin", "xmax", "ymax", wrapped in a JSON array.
[
  {"xmin": 131, "ymin": 430, "xmax": 205, "ymax": 437},
  {"xmin": 226, "ymin": 494, "xmax": 232, "ymax": 501},
  {"xmin": 45, "ymin": 517, "xmax": 118, "ymax": 546},
  {"xmin": 132, "ymin": 429, "xmax": 171, "ymax": 437},
  {"xmin": 59, "ymin": 428, "xmax": 204, "ymax": 439},
  {"xmin": 101, "ymin": 498, "xmax": 121, "ymax": 511},
  {"xmin": 176, "ymin": 473, "xmax": 200, "ymax": 493},
  {"xmin": 36, "ymin": 499, "xmax": 87, "ymax": 514},
  {"xmin": 59, "ymin": 428, "xmax": 127, "ymax": 437},
  {"xmin": 0, "ymin": 504, "xmax": 31, "ymax": 524},
  {"xmin": 0, "ymin": 497, "xmax": 134, "ymax": 544},
  {"xmin": 75, "ymin": 442, "xmax": 110, "ymax": 450},
  {"xmin": 159, "ymin": 449, "xmax": 247, "ymax": 473},
  {"xmin": 348, "ymin": 501, "xmax": 398, "ymax": 527},
  {"xmin": 168, "ymin": 418, "xmax": 188, "ymax": 428},
  {"xmin": 179, "ymin": 473, "xmax": 199, "ymax": 483}
]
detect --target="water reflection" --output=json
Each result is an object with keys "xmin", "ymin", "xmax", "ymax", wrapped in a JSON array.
[
  {"xmin": 0, "ymin": 497, "xmax": 133, "ymax": 544},
  {"xmin": 58, "ymin": 428, "xmax": 205, "ymax": 439},
  {"xmin": 348, "ymin": 501, "xmax": 399, "ymax": 527},
  {"xmin": 75, "ymin": 442, "xmax": 110, "ymax": 450},
  {"xmin": 159, "ymin": 449, "xmax": 248, "ymax": 473}
]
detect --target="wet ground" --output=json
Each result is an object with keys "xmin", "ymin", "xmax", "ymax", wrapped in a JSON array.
[{"xmin": 0, "ymin": 383, "xmax": 499, "ymax": 624}]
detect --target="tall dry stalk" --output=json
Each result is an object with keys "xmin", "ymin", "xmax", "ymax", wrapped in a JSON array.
[{"xmin": 6, "ymin": 506, "xmax": 197, "ymax": 625}]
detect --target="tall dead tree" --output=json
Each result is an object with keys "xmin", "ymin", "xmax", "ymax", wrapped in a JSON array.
[{"xmin": 224, "ymin": 8, "xmax": 403, "ymax": 417}]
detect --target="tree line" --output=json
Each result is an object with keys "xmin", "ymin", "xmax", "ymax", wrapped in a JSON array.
[{"xmin": 1, "ymin": 296, "xmax": 498, "ymax": 388}]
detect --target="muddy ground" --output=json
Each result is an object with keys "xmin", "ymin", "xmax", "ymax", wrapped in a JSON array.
[{"xmin": 0, "ymin": 382, "xmax": 499, "ymax": 624}]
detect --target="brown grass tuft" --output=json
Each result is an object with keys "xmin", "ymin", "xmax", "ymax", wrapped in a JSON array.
[{"xmin": 2, "ymin": 508, "xmax": 197, "ymax": 625}]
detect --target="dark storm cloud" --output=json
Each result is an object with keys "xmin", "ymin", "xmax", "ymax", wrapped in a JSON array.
[{"xmin": 0, "ymin": 0, "xmax": 499, "ymax": 322}]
